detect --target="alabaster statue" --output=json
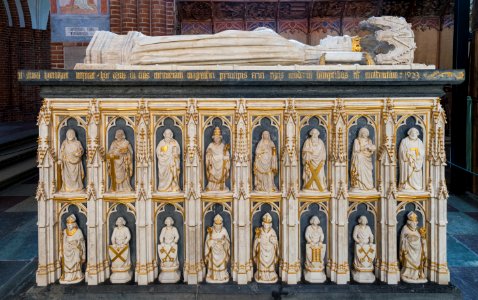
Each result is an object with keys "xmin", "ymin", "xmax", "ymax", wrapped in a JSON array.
[
  {"xmin": 350, "ymin": 128, "xmax": 376, "ymax": 192},
  {"xmin": 58, "ymin": 129, "xmax": 84, "ymax": 192},
  {"xmin": 398, "ymin": 128, "xmax": 425, "ymax": 192},
  {"xmin": 304, "ymin": 216, "xmax": 326, "ymax": 283},
  {"xmin": 156, "ymin": 129, "xmax": 181, "ymax": 192},
  {"xmin": 352, "ymin": 216, "xmax": 376, "ymax": 283},
  {"xmin": 83, "ymin": 17, "xmax": 416, "ymax": 67},
  {"xmin": 205, "ymin": 127, "xmax": 231, "ymax": 192},
  {"xmin": 107, "ymin": 129, "xmax": 134, "ymax": 192},
  {"xmin": 204, "ymin": 214, "xmax": 231, "ymax": 283},
  {"xmin": 254, "ymin": 131, "xmax": 278, "ymax": 192},
  {"xmin": 399, "ymin": 211, "xmax": 427, "ymax": 283},
  {"xmin": 158, "ymin": 217, "xmax": 180, "ymax": 283},
  {"xmin": 253, "ymin": 213, "xmax": 279, "ymax": 283},
  {"xmin": 109, "ymin": 217, "xmax": 132, "ymax": 283},
  {"xmin": 59, "ymin": 214, "xmax": 85, "ymax": 284},
  {"xmin": 302, "ymin": 128, "xmax": 327, "ymax": 192}
]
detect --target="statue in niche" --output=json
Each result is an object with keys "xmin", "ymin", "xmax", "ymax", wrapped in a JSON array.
[
  {"xmin": 109, "ymin": 217, "xmax": 133, "ymax": 283},
  {"xmin": 399, "ymin": 211, "xmax": 427, "ymax": 283},
  {"xmin": 398, "ymin": 128, "xmax": 425, "ymax": 192},
  {"xmin": 58, "ymin": 129, "xmax": 84, "ymax": 192},
  {"xmin": 158, "ymin": 217, "xmax": 180, "ymax": 283},
  {"xmin": 302, "ymin": 128, "xmax": 327, "ymax": 192},
  {"xmin": 253, "ymin": 213, "xmax": 279, "ymax": 283},
  {"xmin": 156, "ymin": 129, "xmax": 181, "ymax": 192},
  {"xmin": 59, "ymin": 214, "xmax": 86, "ymax": 284},
  {"xmin": 350, "ymin": 128, "xmax": 376, "ymax": 192},
  {"xmin": 204, "ymin": 214, "xmax": 231, "ymax": 283},
  {"xmin": 303, "ymin": 216, "xmax": 326, "ymax": 283},
  {"xmin": 254, "ymin": 131, "xmax": 278, "ymax": 192},
  {"xmin": 107, "ymin": 129, "xmax": 134, "ymax": 192},
  {"xmin": 205, "ymin": 127, "xmax": 231, "ymax": 192},
  {"xmin": 352, "ymin": 216, "xmax": 376, "ymax": 283}
]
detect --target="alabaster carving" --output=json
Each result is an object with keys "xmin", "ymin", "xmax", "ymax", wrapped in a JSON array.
[
  {"xmin": 350, "ymin": 128, "xmax": 376, "ymax": 192},
  {"xmin": 254, "ymin": 131, "xmax": 278, "ymax": 193},
  {"xmin": 58, "ymin": 129, "xmax": 84, "ymax": 192},
  {"xmin": 83, "ymin": 17, "xmax": 416, "ymax": 67},
  {"xmin": 109, "ymin": 217, "xmax": 133, "ymax": 283},
  {"xmin": 107, "ymin": 129, "xmax": 134, "ymax": 192},
  {"xmin": 59, "ymin": 214, "xmax": 86, "ymax": 284},
  {"xmin": 158, "ymin": 217, "xmax": 181, "ymax": 283},
  {"xmin": 398, "ymin": 128, "xmax": 425, "ymax": 192},
  {"xmin": 399, "ymin": 212, "xmax": 427, "ymax": 283},
  {"xmin": 204, "ymin": 214, "xmax": 231, "ymax": 283},
  {"xmin": 156, "ymin": 129, "xmax": 181, "ymax": 192},
  {"xmin": 302, "ymin": 128, "xmax": 327, "ymax": 192},
  {"xmin": 205, "ymin": 127, "xmax": 231, "ymax": 192},
  {"xmin": 304, "ymin": 216, "xmax": 326, "ymax": 283},
  {"xmin": 253, "ymin": 213, "xmax": 279, "ymax": 283},
  {"xmin": 352, "ymin": 216, "xmax": 376, "ymax": 283}
]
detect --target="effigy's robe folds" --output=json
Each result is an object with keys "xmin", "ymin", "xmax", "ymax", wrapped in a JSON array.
[{"xmin": 20, "ymin": 16, "xmax": 462, "ymax": 287}]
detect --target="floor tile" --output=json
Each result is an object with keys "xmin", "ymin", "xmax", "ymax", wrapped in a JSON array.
[
  {"xmin": 450, "ymin": 266, "xmax": 478, "ymax": 300},
  {"xmin": 447, "ymin": 195, "xmax": 478, "ymax": 212},
  {"xmin": 447, "ymin": 212, "xmax": 478, "ymax": 235},
  {"xmin": 5, "ymin": 196, "xmax": 37, "ymax": 213},
  {"xmin": 447, "ymin": 235, "xmax": 478, "ymax": 267},
  {"xmin": 0, "ymin": 230, "xmax": 37, "ymax": 260},
  {"xmin": 0, "ymin": 196, "xmax": 29, "ymax": 212},
  {"xmin": 21, "ymin": 175, "xmax": 39, "ymax": 185},
  {"xmin": 0, "ymin": 184, "xmax": 37, "ymax": 197},
  {"xmin": 0, "ymin": 261, "xmax": 30, "ymax": 285},
  {"xmin": 447, "ymin": 204, "xmax": 459, "ymax": 212},
  {"xmin": 454, "ymin": 235, "xmax": 478, "ymax": 256},
  {"xmin": 0, "ymin": 212, "xmax": 37, "ymax": 236}
]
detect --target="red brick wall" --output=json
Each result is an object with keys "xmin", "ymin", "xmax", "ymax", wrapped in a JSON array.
[
  {"xmin": 110, "ymin": 0, "xmax": 177, "ymax": 35},
  {"xmin": 50, "ymin": 42, "xmax": 89, "ymax": 70},
  {"xmin": 0, "ymin": 0, "xmax": 51, "ymax": 122}
]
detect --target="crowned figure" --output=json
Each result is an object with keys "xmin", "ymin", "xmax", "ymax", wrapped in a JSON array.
[
  {"xmin": 156, "ymin": 129, "xmax": 181, "ymax": 192},
  {"xmin": 253, "ymin": 213, "xmax": 279, "ymax": 283},
  {"xmin": 205, "ymin": 127, "xmax": 231, "ymax": 192},
  {"xmin": 399, "ymin": 211, "xmax": 427, "ymax": 283},
  {"xmin": 352, "ymin": 215, "xmax": 376, "ymax": 283},
  {"xmin": 158, "ymin": 217, "xmax": 181, "ymax": 283},
  {"xmin": 107, "ymin": 129, "xmax": 134, "ymax": 192},
  {"xmin": 58, "ymin": 129, "xmax": 84, "ymax": 192},
  {"xmin": 304, "ymin": 216, "xmax": 326, "ymax": 283},
  {"xmin": 59, "ymin": 214, "xmax": 86, "ymax": 284},
  {"xmin": 204, "ymin": 214, "xmax": 231, "ymax": 283},
  {"xmin": 109, "ymin": 217, "xmax": 132, "ymax": 283},
  {"xmin": 398, "ymin": 128, "xmax": 425, "ymax": 192}
]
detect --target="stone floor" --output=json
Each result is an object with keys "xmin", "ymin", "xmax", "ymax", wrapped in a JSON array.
[{"xmin": 0, "ymin": 175, "xmax": 477, "ymax": 299}]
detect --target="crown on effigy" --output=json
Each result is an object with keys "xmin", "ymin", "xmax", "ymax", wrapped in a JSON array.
[
  {"xmin": 213, "ymin": 127, "xmax": 222, "ymax": 137},
  {"xmin": 214, "ymin": 214, "xmax": 223, "ymax": 224},
  {"xmin": 407, "ymin": 211, "xmax": 418, "ymax": 222},
  {"xmin": 66, "ymin": 214, "xmax": 77, "ymax": 224},
  {"xmin": 262, "ymin": 213, "xmax": 273, "ymax": 224}
]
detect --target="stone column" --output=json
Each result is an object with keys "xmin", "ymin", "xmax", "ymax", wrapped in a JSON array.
[
  {"xmin": 184, "ymin": 99, "xmax": 204, "ymax": 284},
  {"xmin": 85, "ymin": 99, "xmax": 108, "ymax": 285},
  {"xmin": 36, "ymin": 100, "xmax": 60, "ymax": 286},
  {"xmin": 232, "ymin": 99, "xmax": 253, "ymax": 284},
  {"xmin": 280, "ymin": 99, "xmax": 301, "ymax": 284},
  {"xmin": 376, "ymin": 99, "xmax": 399, "ymax": 284},
  {"xmin": 135, "ymin": 100, "xmax": 156, "ymax": 284},
  {"xmin": 428, "ymin": 100, "xmax": 450, "ymax": 284},
  {"xmin": 329, "ymin": 99, "xmax": 349, "ymax": 284}
]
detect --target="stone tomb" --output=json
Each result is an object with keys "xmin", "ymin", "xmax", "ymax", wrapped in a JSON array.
[{"xmin": 19, "ymin": 68, "xmax": 463, "ymax": 286}]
